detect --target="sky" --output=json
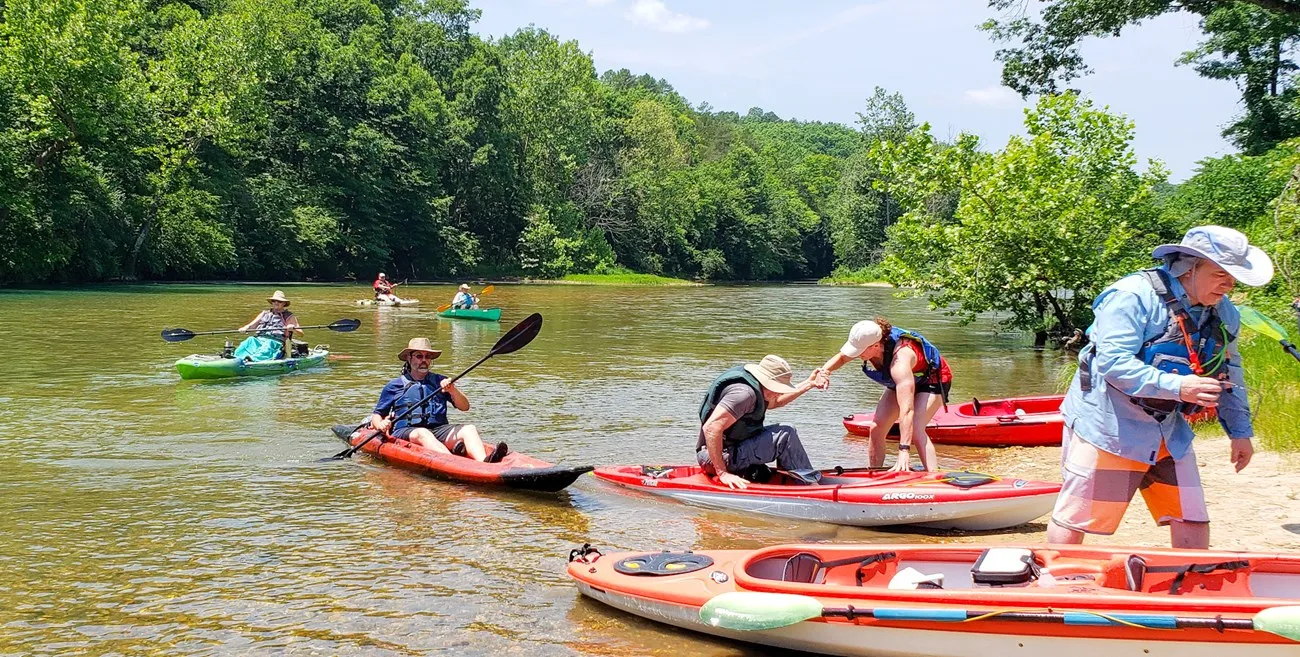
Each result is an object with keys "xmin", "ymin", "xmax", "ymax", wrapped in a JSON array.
[{"xmin": 472, "ymin": 0, "xmax": 1245, "ymax": 181}]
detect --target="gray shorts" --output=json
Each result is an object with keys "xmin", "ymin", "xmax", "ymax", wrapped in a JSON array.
[{"xmin": 392, "ymin": 423, "xmax": 466, "ymax": 451}]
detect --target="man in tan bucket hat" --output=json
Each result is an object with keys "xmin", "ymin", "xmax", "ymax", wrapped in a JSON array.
[
  {"xmin": 367, "ymin": 337, "xmax": 506, "ymax": 462},
  {"xmin": 696, "ymin": 355, "xmax": 828, "ymax": 489},
  {"xmin": 232, "ymin": 290, "xmax": 302, "ymax": 361}
]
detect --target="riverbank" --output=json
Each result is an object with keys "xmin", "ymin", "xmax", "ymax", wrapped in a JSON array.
[{"xmin": 817, "ymin": 265, "xmax": 892, "ymax": 286}]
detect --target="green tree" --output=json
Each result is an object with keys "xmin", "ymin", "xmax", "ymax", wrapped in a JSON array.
[{"xmin": 877, "ymin": 94, "xmax": 1172, "ymax": 345}]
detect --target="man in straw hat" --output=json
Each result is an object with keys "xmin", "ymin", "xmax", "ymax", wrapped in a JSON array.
[
  {"xmin": 233, "ymin": 290, "xmax": 302, "ymax": 362},
  {"xmin": 451, "ymin": 283, "xmax": 478, "ymax": 310},
  {"xmin": 1049, "ymin": 225, "xmax": 1273, "ymax": 549},
  {"xmin": 367, "ymin": 337, "xmax": 506, "ymax": 463},
  {"xmin": 696, "ymin": 355, "xmax": 828, "ymax": 489}
]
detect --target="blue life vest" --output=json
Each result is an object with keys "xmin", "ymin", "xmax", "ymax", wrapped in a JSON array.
[
  {"xmin": 698, "ymin": 366, "xmax": 768, "ymax": 445},
  {"xmin": 1079, "ymin": 268, "xmax": 1232, "ymax": 419},
  {"xmin": 861, "ymin": 327, "xmax": 944, "ymax": 389},
  {"xmin": 391, "ymin": 373, "xmax": 450, "ymax": 431},
  {"xmin": 252, "ymin": 310, "xmax": 293, "ymax": 339}
]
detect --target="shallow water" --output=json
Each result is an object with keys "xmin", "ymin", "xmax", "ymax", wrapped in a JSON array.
[{"xmin": 0, "ymin": 282, "xmax": 1136, "ymax": 655}]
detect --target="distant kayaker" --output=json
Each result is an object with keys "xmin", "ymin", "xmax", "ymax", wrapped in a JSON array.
[
  {"xmin": 373, "ymin": 273, "xmax": 397, "ymax": 302},
  {"xmin": 234, "ymin": 290, "xmax": 302, "ymax": 362},
  {"xmin": 1048, "ymin": 225, "xmax": 1272, "ymax": 549},
  {"xmin": 697, "ymin": 355, "xmax": 828, "ymax": 489},
  {"xmin": 368, "ymin": 337, "xmax": 506, "ymax": 463},
  {"xmin": 451, "ymin": 284, "xmax": 478, "ymax": 310},
  {"xmin": 819, "ymin": 318, "xmax": 952, "ymax": 473}
]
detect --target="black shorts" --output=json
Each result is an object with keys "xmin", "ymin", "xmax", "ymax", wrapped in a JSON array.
[
  {"xmin": 391, "ymin": 423, "xmax": 465, "ymax": 451},
  {"xmin": 915, "ymin": 380, "xmax": 952, "ymax": 402}
]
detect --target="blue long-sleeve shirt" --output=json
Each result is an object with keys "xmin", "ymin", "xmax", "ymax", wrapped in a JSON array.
[{"xmin": 1061, "ymin": 267, "xmax": 1253, "ymax": 464}]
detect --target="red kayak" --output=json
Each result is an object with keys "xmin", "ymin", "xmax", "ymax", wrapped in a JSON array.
[
  {"xmin": 593, "ymin": 465, "xmax": 1060, "ymax": 530},
  {"xmin": 844, "ymin": 395, "xmax": 1066, "ymax": 447},
  {"xmin": 331, "ymin": 426, "xmax": 592, "ymax": 492},
  {"xmin": 844, "ymin": 395, "xmax": 1219, "ymax": 447}
]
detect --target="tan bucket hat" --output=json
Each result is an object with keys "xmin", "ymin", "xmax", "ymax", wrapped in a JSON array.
[
  {"xmin": 266, "ymin": 290, "xmax": 291, "ymax": 306},
  {"xmin": 458, "ymin": 283, "xmax": 471, "ymax": 291},
  {"xmin": 398, "ymin": 337, "xmax": 442, "ymax": 361},
  {"xmin": 743, "ymin": 355, "xmax": 797, "ymax": 394}
]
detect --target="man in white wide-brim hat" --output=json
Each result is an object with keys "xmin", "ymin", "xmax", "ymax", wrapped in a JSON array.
[
  {"xmin": 367, "ymin": 337, "xmax": 506, "ymax": 463},
  {"xmin": 233, "ymin": 290, "xmax": 302, "ymax": 361},
  {"xmin": 696, "ymin": 355, "xmax": 829, "ymax": 489},
  {"xmin": 1049, "ymin": 225, "xmax": 1273, "ymax": 549},
  {"xmin": 451, "ymin": 283, "xmax": 478, "ymax": 310}
]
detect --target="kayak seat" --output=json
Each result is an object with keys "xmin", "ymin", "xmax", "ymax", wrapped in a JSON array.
[
  {"xmin": 1124, "ymin": 555, "xmax": 1253, "ymax": 594},
  {"xmin": 779, "ymin": 551, "xmax": 898, "ymax": 586}
]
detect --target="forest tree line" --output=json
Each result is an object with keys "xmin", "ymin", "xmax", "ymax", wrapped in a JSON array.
[{"xmin": 2, "ymin": 0, "xmax": 1299, "ymax": 340}]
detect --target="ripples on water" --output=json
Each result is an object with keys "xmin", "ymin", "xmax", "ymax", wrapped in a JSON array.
[{"xmin": 0, "ymin": 284, "xmax": 1066, "ymax": 655}]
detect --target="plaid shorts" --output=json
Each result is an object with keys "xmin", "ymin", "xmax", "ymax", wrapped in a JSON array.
[{"xmin": 1050, "ymin": 425, "xmax": 1209, "ymax": 535}]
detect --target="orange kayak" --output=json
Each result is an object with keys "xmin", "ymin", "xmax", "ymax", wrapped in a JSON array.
[
  {"xmin": 331, "ymin": 426, "xmax": 591, "ymax": 492},
  {"xmin": 844, "ymin": 395, "xmax": 1066, "ymax": 447},
  {"xmin": 592, "ymin": 465, "xmax": 1059, "ymax": 530},
  {"xmin": 567, "ymin": 542, "xmax": 1300, "ymax": 656}
]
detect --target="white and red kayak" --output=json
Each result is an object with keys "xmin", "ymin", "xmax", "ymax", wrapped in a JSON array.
[
  {"xmin": 592, "ymin": 465, "xmax": 1060, "ymax": 531},
  {"xmin": 567, "ymin": 542, "xmax": 1300, "ymax": 657}
]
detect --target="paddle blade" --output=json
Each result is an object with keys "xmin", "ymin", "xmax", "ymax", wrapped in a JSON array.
[
  {"xmin": 490, "ymin": 313, "xmax": 542, "ymax": 356},
  {"xmin": 1255, "ymin": 606, "xmax": 1300, "ymax": 641},
  {"xmin": 480, "ymin": 284, "xmax": 495, "ymax": 296},
  {"xmin": 436, "ymin": 303, "xmax": 452, "ymax": 313},
  {"xmin": 700, "ymin": 592, "xmax": 824, "ymax": 631},
  {"xmin": 161, "ymin": 328, "xmax": 196, "ymax": 342},
  {"xmin": 328, "ymin": 318, "xmax": 362, "ymax": 332},
  {"xmin": 1239, "ymin": 306, "xmax": 1290, "ymax": 342}
]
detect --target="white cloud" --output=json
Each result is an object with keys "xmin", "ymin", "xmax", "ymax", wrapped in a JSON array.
[
  {"xmin": 963, "ymin": 85, "xmax": 1021, "ymax": 107},
  {"xmin": 626, "ymin": 0, "xmax": 710, "ymax": 33},
  {"xmin": 586, "ymin": 0, "xmax": 615, "ymax": 5}
]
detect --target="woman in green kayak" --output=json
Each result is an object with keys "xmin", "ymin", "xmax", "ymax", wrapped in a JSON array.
[{"xmin": 233, "ymin": 290, "xmax": 302, "ymax": 362}]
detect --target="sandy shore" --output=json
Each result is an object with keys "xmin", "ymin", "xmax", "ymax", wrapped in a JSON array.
[{"xmin": 980, "ymin": 434, "xmax": 1300, "ymax": 551}]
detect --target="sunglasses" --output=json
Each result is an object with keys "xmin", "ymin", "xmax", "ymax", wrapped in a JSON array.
[{"xmin": 411, "ymin": 353, "xmax": 435, "ymax": 361}]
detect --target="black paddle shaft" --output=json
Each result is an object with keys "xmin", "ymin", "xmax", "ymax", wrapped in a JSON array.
[
  {"xmin": 327, "ymin": 313, "xmax": 543, "ymax": 460},
  {"xmin": 161, "ymin": 319, "xmax": 360, "ymax": 342}
]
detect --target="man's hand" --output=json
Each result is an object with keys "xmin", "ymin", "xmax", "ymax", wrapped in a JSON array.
[
  {"xmin": 371, "ymin": 416, "xmax": 391, "ymax": 433},
  {"xmin": 1230, "ymin": 438, "xmax": 1253, "ymax": 472},
  {"xmin": 1179, "ymin": 376, "xmax": 1223, "ymax": 407},
  {"xmin": 717, "ymin": 472, "xmax": 749, "ymax": 490},
  {"xmin": 440, "ymin": 378, "xmax": 455, "ymax": 393},
  {"xmin": 809, "ymin": 368, "xmax": 830, "ymax": 390},
  {"xmin": 889, "ymin": 450, "xmax": 911, "ymax": 473}
]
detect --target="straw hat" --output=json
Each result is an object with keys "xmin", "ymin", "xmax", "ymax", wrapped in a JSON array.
[
  {"xmin": 743, "ymin": 355, "xmax": 796, "ymax": 394},
  {"xmin": 267, "ymin": 290, "xmax": 291, "ymax": 306},
  {"xmin": 398, "ymin": 337, "xmax": 442, "ymax": 361}
]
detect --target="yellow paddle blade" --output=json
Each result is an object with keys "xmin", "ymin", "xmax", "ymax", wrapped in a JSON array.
[
  {"xmin": 436, "ymin": 303, "xmax": 452, "ymax": 312},
  {"xmin": 480, "ymin": 284, "xmax": 495, "ymax": 296}
]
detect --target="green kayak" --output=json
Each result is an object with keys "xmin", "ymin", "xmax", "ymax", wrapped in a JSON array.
[
  {"xmin": 437, "ymin": 307, "xmax": 502, "ymax": 322},
  {"xmin": 175, "ymin": 348, "xmax": 330, "ymax": 380}
]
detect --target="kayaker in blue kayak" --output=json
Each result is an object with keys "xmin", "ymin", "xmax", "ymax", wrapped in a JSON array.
[
  {"xmin": 451, "ymin": 284, "xmax": 479, "ymax": 310},
  {"xmin": 368, "ymin": 337, "xmax": 506, "ymax": 463},
  {"xmin": 819, "ymin": 318, "xmax": 952, "ymax": 473},
  {"xmin": 1048, "ymin": 225, "xmax": 1272, "ymax": 549},
  {"xmin": 697, "ymin": 355, "xmax": 828, "ymax": 489},
  {"xmin": 233, "ymin": 290, "xmax": 302, "ymax": 362}
]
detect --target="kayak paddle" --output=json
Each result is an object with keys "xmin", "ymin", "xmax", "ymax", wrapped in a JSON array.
[
  {"xmin": 1238, "ymin": 305, "xmax": 1300, "ymax": 363},
  {"xmin": 161, "ymin": 319, "xmax": 361, "ymax": 342},
  {"xmin": 699, "ymin": 591, "xmax": 1300, "ymax": 640},
  {"xmin": 436, "ymin": 284, "xmax": 496, "ymax": 313},
  {"xmin": 323, "ymin": 312, "xmax": 543, "ymax": 461}
]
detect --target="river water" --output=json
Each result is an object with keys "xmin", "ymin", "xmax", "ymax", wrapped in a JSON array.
[{"xmin": 1, "ymin": 282, "xmax": 1279, "ymax": 656}]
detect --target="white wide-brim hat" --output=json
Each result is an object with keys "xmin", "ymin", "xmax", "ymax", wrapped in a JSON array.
[{"xmin": 1152, "ymin": 225, "xmax": 1273, "ymax": 287}]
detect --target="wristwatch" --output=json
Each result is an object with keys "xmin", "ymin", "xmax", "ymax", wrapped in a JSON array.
[{"xmin": 898, "ymin": 444, "xmax": 911, "ymax": 451}]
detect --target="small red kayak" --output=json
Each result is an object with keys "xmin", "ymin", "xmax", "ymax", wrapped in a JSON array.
[
  {"xmin": 331, "ymin": 426, "xmax": 592, "ymax": 492},
  {"xmin": 593, "ymin": 465, "xmax": 1060, "ymax": 530},
  {"xmin": 844, "ymin": 395, "xmax": 1219, "ymax": 447},
  {"xmin": 843, "ymin": 395, "xmax": 1066, "ymax": 447}
]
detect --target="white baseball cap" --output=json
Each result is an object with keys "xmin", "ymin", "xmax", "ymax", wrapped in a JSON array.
[
  {"xmin": 840, "ymin": 320, "xmax": 884, "ymax": 358},
  {"xmin": 1152, "ymin": 225, "xmax": 1273, "ymax": 287}
]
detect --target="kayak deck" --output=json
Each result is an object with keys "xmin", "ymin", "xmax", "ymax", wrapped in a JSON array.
[
  {"xmin": 437, "ymin": 307, "xmax": 502, "ymax": 321},
  {"xmin": 593, "ymin": 465, "xmax": 1059, "ymax": 530},
  {"xmin": 844, "ymin": 395, "xmax": 1066, "ymax": 447},
  {"xmin": 175, "ymin": 348, "xmax": 329, "ymax": 380},
  {"xmin": 356, "ymin": 298, "xmax": 419, "ymax": 306},
  {"xmin": 331, "ymin": 425, "xmax": 591, "ymax": 492}
]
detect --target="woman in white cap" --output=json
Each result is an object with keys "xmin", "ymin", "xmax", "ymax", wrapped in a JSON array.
[
  {"xmin": 819, "ymin": 317, "xmax": 951, "ymax": 472},
  {"xmin": 451, "ymin": 283, "xmax": 478, "ymax": 310},
  {"xmin": 233, "ymin": 290, "xmax": 302, "ymax": 361},
  {"xmin": 1046, "ymin": 225, "xmax": 1271, "ymax": 549}
]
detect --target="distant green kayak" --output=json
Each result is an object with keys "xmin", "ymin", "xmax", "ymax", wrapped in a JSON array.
[
  {"xmin": 437, "ymin": 307, "xmax": 502, "ymax": 321},
  {"xmin": 175, "ymin": 348, "xmax": 330, "ymax": 380}
]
